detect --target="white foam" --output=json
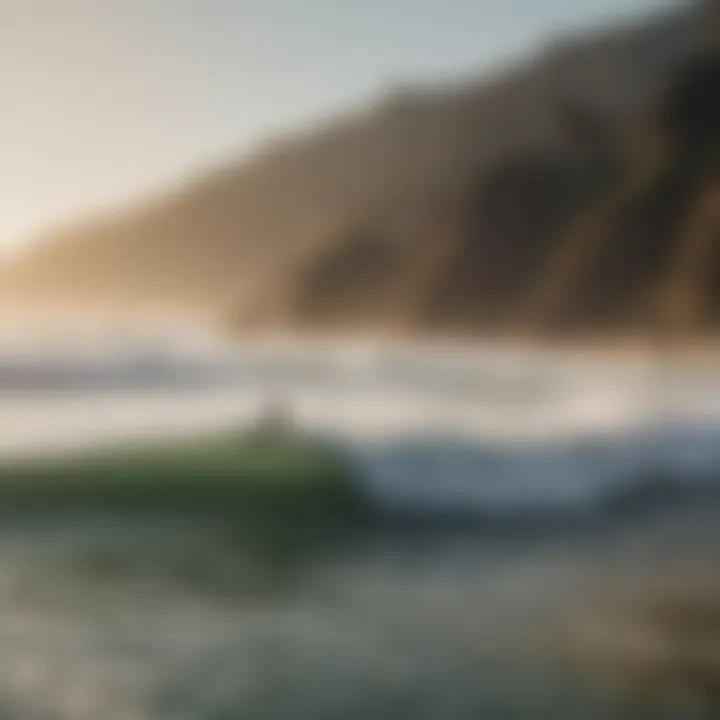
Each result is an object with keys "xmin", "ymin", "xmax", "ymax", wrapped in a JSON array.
[{"xmin": 1, "ymin": 341, "xmax": 719, "ymax": 514}]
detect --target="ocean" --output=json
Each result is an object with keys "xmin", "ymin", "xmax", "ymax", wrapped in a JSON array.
[{"xmin": 0, "ymin": 340, "xmax": 718, "ymax": 718}]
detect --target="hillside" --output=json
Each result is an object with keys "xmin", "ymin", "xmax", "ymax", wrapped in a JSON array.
[{"xmin": 0, "ymin": 5, "xmax": 710, "ymax": 337}]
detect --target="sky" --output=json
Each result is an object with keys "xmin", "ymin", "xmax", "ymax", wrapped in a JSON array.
[{"xmin": 0, "ymin": 0, "xmax": 676, "ymax": 252}]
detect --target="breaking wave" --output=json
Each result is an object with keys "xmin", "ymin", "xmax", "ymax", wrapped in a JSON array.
[{"xmin": 2, "ymin": 340, "xmax": 720, "ymax": 521}]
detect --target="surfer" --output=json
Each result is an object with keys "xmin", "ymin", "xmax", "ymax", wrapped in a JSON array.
[{"xmin": 251, "ymin": 396, "xmax": 295, "ymax": 438}]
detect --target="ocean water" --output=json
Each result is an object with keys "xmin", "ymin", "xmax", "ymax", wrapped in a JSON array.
[
  {"xmin": 0, "ymin": 507, "xmax": 716, "ymax": 719},
  {"xmin": 0, "ymin": 341, "xmax": 719, "ymax": 718},
  {"xmin": 2, "ymin": 341, "xmax": 720, "ymax": 512}
]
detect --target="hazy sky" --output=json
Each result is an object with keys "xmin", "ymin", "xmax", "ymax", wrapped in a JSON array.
[{"xmin": 0, "ymin": 0, "xmax": 674, "ymax": 251}]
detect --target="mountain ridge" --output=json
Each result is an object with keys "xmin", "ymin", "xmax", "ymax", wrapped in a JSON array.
[{"xmin": 0, "ymin": 5, "xmax": 708, "ymax": 338}]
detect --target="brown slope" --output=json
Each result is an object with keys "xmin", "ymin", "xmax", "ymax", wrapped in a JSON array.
[
  {"xmin": 520, "ymin": 0, "xmax": 720, "ymax": 337},
  {"xmin": 0, "ymin": 6, "xmax": 702, "ymax": 335}
]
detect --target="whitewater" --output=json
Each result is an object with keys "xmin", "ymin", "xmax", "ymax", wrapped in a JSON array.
[
  {"xmin": 1, "ymin": 339, "xmax": 720, "ymax": 516},
  {"xmin": 0, "ymin": 340, "xmax": 719, "ymax": 719}
]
